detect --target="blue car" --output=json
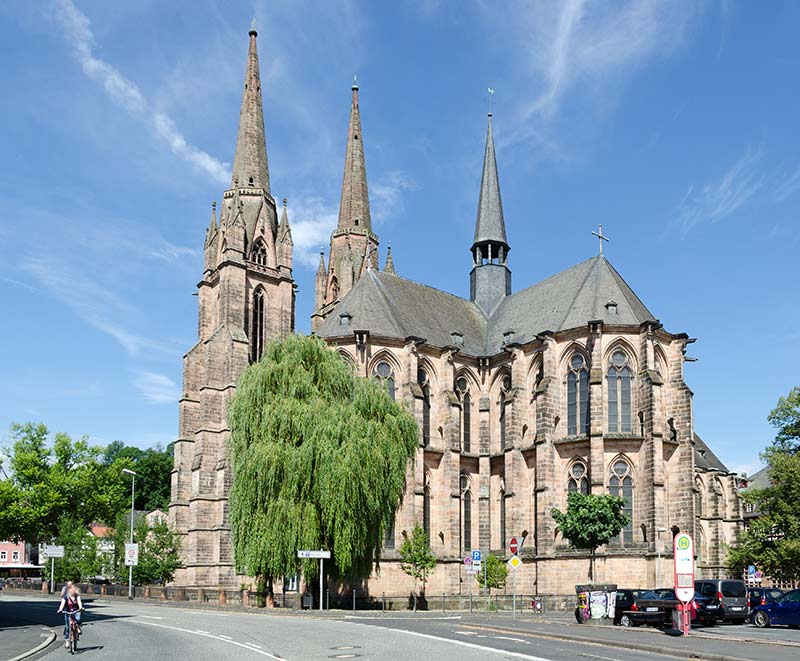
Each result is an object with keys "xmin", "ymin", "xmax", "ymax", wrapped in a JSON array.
[{"xmin": 751, "ymin": 589, "xmax": 800, "ymax": 628}]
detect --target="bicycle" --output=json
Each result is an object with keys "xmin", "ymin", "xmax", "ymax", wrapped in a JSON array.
[{"xmin": 66, "ymin": 610, "xmax": 83, "ymax": 655}]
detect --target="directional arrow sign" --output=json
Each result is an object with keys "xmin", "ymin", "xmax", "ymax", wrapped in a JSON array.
[{"xmin": 297, "ymin": 550, "xmax": 331, "ymax": 559}]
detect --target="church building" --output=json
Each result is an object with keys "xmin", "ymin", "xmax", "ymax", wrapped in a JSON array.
[{"xmin": 169, "ymin": 29, "xmax": 742, "ymax": 594}]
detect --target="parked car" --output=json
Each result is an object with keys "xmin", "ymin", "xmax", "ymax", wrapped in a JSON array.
[
  {"xmin": 614, "ymin": 589, "xmax": 665, "ymax": 627},
  {"xmin": 751, "ymin": 589, "xmax": 800, "ymax": 628},
  {"xmin": 695, "ymin": 579, "xmax": 748, "ymax": 624},
  {"xmin": 635, "ymin": 589, "xmax": 719, "ymax": 627},
  {"xmin": 747, "ymin": 587, "xmax": 783, "ymax": 612}
]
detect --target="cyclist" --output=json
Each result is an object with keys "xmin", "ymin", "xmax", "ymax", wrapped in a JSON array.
[
  {"xmin": 59, "ymin": 580, "xmax": 73, "ymax": 599},
  {"xmin": 56, "ymin": 583, "xmax": 83, "ymax": 648}
]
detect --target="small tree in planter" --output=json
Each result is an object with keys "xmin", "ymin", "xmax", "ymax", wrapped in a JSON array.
[
  {"xmin": 551, "ymin": 492, "xmax": 628, "ymax": 582},
  {"xmin": 399, "ymin": 525, "xmax": 436, "ymax": 610}
]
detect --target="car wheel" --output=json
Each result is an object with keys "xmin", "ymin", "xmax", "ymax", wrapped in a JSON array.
[
  {"xmin": 753, "ymin": 611, "xmax": 770, "ymax": 628},
  {"xmin": 789, "ymin": 625, "xmax": 799, "ymax": 630},
  {"xmin": 619, "ymin": 614, "xmax": 632, "ymax": 627}
]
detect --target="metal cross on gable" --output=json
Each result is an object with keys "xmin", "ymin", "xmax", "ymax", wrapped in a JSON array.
[{"xmin": 592, "ymin": 224, "xmax": 610, "ymax": 255}]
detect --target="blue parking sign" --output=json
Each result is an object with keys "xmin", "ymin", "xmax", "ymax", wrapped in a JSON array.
[{"xmin": 472, "ymin": 550, "xmax": 482, "ymax": 562}]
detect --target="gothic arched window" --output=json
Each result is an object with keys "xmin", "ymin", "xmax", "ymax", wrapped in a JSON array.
[
  {"xmin": 695, "ymin": 479, "xmax": 704, "ymax": 518},
  {"xmin": 251, "ymin": 239, "xmax": 268, "ymax": 266},
  {"xmin": 456, "ymin": 376, "xmax": 471, "ymax": 453},
  {"xmin": 608, "ymin": 458, "xmax": 633, "ymax": 544},
  {"xmin": 384, "ymin": 516, "xmax": 395, "ymax": 549},
  {"xmin": 499, "ymin": 374, "xmax": 511, "ymax": 450},
  {"xmin": 374, "ymin": 360, "xmax": 396, "ymax": 400},
  {"xmin": 567, "ymin": 354, "xmax": 590, "ymax": 436},
  {"xmin": 418, "ymin": 368, "xmax": 431, "ymax": 447},
  {"xmin": 499, "ymin": 486, "xmax": 507, "ymax": 551},
  {"xmin": 460, "ymin": 473, "xmax": 472, "ymax": 554},
  {"xmin": 607, "ymin": 350, "xmax": 632, "ymax": 433},
  {"xmin": 251, "ymin": 288, "xmax": 265, "ymax": 362},
  {"xmin": 568, "ymin": 461, "xmax": 590, "ymax": 495},
  {"xmin": 423, "ymin": 482, "xmax": 431, "ymax": 544}
]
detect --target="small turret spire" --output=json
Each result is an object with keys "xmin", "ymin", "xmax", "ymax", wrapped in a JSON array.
[
  {"xmin": 384, "ymin": 242, "xmax": 396, "ymax": 275},
  {"xmin": 231, "ymin": 28, "xmax": 270, "ymax": 192},
  {"xmin": 337, "ymin": 79, "xmax": 371, "ymax": 232},
  {"xmin": 473, "ymin": 113, "xmax": 508, "ymax": 249}
]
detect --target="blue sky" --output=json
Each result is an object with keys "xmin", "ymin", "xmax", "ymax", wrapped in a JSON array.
[{"xmin": 1, "ymin": 1, "xmax": 798, "ymax": 475}]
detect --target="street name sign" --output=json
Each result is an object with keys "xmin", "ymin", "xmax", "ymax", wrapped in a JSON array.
[
  {"xmin": 297, "ymin": 550, "xmax": 331, "ymax": 559},
  {"xmin": 124, "ymin": 543, "xmax": 139, "ymax": 566},
  {"xmin": 43, "ymin": 544, "xmax": 65, "ymax": 558}
]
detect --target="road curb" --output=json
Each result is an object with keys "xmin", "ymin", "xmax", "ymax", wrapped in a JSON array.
[
  {"xmin": 458, "ymin": 623, "xmax": 754, "ymax": 661},
  {"xmin": 6, "ymin": 630, "xmax": 56, "ymax": 661}
]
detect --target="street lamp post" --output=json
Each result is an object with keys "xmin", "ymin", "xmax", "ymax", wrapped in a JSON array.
[
  {"xmin": 122, "ymin": 468, "xmax": 137, "ymax": 600},
  {"xmin": 656, "ymin": 527, "xmax": 667, "ymax": 588}
]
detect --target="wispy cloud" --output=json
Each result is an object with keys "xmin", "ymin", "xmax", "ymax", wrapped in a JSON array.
[
  {"xmin": 50, "ymin": 0, "xmax": 230, "ymax": 185},
  {"xmin": 133, "ymin": 370, "xmax": 180, "ymax": 404},
  {"xmin": 675, "ymin": 145, "xmax": 764, "ymax": 234},
  {"xmin": 21, "ymin": 256, "xmax": 172, "ymax": 357},
  {"xmin": 371, "ymin": 171, "xmax": 418, "ymax": 225},
  {"xmin": 481, "ymin": 1, "xmax": 702, "ymax": 147},
  {"xmin": 774, "ymin": 164, "xmax": 800, "ymax": 203},
  {"xmin": 287, "ymin": 197, "xmax": 339, "ymax": 269}
]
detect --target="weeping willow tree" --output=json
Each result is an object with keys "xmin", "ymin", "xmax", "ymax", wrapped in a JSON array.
[{"xmin": 228, "ymin": 334, "xmax": 418, "ymax": 593}]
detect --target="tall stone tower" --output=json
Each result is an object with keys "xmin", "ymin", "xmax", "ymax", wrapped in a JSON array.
[
  {"xmin": 311, "ymin": 82, "xmax": 379, "ymax": 331},
  {"xmin": 169, "ymin": 28, "xmax": 295, "ymax": 587}
]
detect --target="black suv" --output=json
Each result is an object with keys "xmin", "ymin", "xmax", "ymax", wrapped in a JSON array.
[{"xmin": 695, "ymin": 579, "xmax": 748, "ymax": 624}]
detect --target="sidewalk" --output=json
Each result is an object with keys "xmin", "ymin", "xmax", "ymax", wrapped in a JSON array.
[{"xmin": 0, "ymin": 604, "xmax": 57, "ymax": 661}]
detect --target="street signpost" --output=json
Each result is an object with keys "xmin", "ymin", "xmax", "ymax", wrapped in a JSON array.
[
  {"xmin": 124, "ymin": 543, "xmax": 139, "ymax": 566},
  {"xmin": 298, "ymin": 550, "xmax": 331, "ymax": 612},
  {"xmin": 673, "ymin": 533, "xmax": 694, "ymax": 636},
  {"xmin": 508, "ymin": 553, "xmax": 523, "ymax": 621},
  {"xmin": 43, "ymin": 545, "xmax": 65, "ymax": 594}
]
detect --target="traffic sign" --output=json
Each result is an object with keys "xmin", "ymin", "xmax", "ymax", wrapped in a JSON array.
[
  {"xmin": 465, "ymin": 566, "xmax": 480, "ymax": 575},
  {"xmin": 463, "ymin": 556, "xmax": 472, "ymax": 566},
  {"xmin": 508, "ymin": 554, "xmax": 522, "ymax": 569},
  {"xmin": 43, "ymin": 544, "xmax": 65, "ymax": 558},
  {"xmin": 124, "ymin": 543, "xmax": 139, "ymax": 567},
  {"xmin": 471, "ymin": 550, "xmax": 482, "ymax": 562},
  {"xmin": 297, "ymin": 550, "xmax": 331, "ymax": 559},
  {"xmin": 673, "ymin": 533, "xmax": 694, "ymax": 603},
  {"xmin": 509, "ymin": 536, "xmax": 519, "ymax": 555}
]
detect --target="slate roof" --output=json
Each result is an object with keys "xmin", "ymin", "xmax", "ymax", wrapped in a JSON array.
[
  {"xmin": 317, "ymin": 254, "xmax": 658, "ymax": 356},
  {"xmin": 743, "ymin": 465, "xmax": 770, "ymax": 489},
  {"xmin": 473, "ymin": 114, "xmax": 508, "ymax": 246},
  {"xmin": 693, "ymin": 433, "xmax": 730, "ymax": 472}
]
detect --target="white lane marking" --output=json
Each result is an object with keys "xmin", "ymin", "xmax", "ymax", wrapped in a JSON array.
[
  {"xmin": 246, "ymin": 643, "xmax": 263, "ymax": 649},
  {"xmin": 346, "ymin": 615, "xmax": 461, "ymax": 621},
  {"xmin": 220, "ymin": 635, "xmax": 233, "ymax": 640},
  {"xmin": 194, "ymin": 629, "xmax": 211, "ymax": 634},
  {"xmin": 349, "ymin": 622, "xmax": 553, "ymax": 660},
  {"xmin": 139, "ymin": 615, "xmax": 164, "ymax": 620},
  {"xmin": 133, "ymin": 620, "xmax": 283, "ymax": 659},
  {"xmin": 454, "ymin": 630, "xmax": 479, "ymax": 636},
  {"xmin": 496, "ymin": 636, "xmax": 529, "ymax": 644}
]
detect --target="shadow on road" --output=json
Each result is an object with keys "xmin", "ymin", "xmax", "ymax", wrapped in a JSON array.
[{"xmin": 0, "ymin": 596, "xmax": 131, "ymax": 631}]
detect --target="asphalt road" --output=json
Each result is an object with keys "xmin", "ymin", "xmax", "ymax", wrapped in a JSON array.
[{"xmin": 2, "ymin": 592, "xmax": 799, "ymax": 661}]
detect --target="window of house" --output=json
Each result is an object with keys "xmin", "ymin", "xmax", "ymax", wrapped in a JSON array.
[
  {"xmin": 418, "ymin": 369, "xmax": 431, "ymax": 447},
  {"xmin": 567, "ymin": 354, "xmax": 590, "ymax": 435},
  {"xmin": 608, "ymin": 459, "xmax": 634, "ymax": 544},
  {"xmin": 456, "ymin": 377, "xmax": 471, "ymax": 453},
  {"xmin": 12, "ymin": 551, "xmax": 19, "ymax": 561},
  {"xmin": 374, "ymin": 361, "xmax": 396, "ymax": 400},
  {"xmin": 251, "ymin": 288, "xmax": 265, "ymax": 362},
  {"xmin": 251, "ymin": 239, "xmax": 268, "ymax": 266},
  {"xmin": 607, "ymin": 350, "xmax": 632, "ymax": 433},
  {"xmin": 568, "ymin": 461, "xmax": 590, "ymax": 495},
  {"xmin": 283, "ymin": 574, "xmax": 298, "ymax": 591},
  {"xmin": 0, "ymin": 551, "xmax": 6, "ymax": 561}
]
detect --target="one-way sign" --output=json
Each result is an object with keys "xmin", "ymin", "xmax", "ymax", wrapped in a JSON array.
[{"xmin": 297, "ymin": 550, "xmax": 331, "ymax": 559}]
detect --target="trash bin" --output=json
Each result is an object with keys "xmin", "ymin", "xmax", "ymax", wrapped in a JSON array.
[
  {"xmin": 575, "ymin": 584, "xmax": 617, "ymax": 623},
  {"xmin": 302, "ymin": 593, "xmax": 313, "ymax": 609}
]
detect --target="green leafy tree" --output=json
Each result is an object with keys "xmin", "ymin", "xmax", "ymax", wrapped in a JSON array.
[
  {"xmin": 399, "ymin": 525, "xmax": 437, "ymax": 603},
  {"xmin": 103, "ymin": 441, "xmax": 174, "ymax": 511},
  {"xmin": 52, "ymin": 515, "xmax": 102, "ymax": 583},
  {"xmin": 552, "ymin": 492, "xmax": 629, "ymax": 582},
  {"xmin": 111, "ymin": 515, "xmax": 182, "ymax": 585},
  {"xmin": 729, "ymin": 448, "xmax": 800, "ymax": 585},
  {"xmin": 475, "ymin": 552, "xmax": 508, "ymax": 592},
  {"xmin": 228, "ymin": 335, "xmax": 418, "ymax": 596},
  {"xmin": 767, "ymin": 386, "xmax": 800, "ymax": 454},
  {"xmin": 0, "ymin": 423, "xmax": 130, "ymax": 543}
]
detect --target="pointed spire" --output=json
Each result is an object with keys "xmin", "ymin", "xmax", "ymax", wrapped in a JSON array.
[
  {"xmin": 337, "ymin": 79, "xmax": 371, "ymax": 232},
  {"xmin": 473, "ymin": 113, "xmax": 508, "ymax": 249},
  {"xmin": 384, "ymin": 242, "xmax": 396, "ymax": 275},
  {"xmin": 316, "ymin": 249, "xmax": 326, "ymax": 276},
  {"xmin": 207, "ymin": 201, "xmax": 217, "ymax": 235},
  {"xmin": 231, "ymin": 28, "xmax": 270, "ymax": 192},
  {"xmin": 278, "ymin": 198, "xmax": 291, "ymax": 240}
]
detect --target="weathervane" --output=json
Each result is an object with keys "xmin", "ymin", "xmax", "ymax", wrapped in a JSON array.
[
  {"xmin": 250, "ymin": 17, "xmax": 257, "ymax": 30},
  {"xmin": 487, "ymin": 87, "xmax": 495, "ymax": 115},
  {"xmin": 592, "ymin": 224, "xmax": 609, "ymax": 255}
]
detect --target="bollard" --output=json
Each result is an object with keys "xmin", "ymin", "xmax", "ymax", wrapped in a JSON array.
[
  {"xmin": 442, "ymin": 593, "xmax": 445, "ymax": 614},
  {"xmin": 382, "ymin": 592, "xmax": 386, "ymax": 613},
  {"xmin": 352, "ymin": 589, "xmax": 356, "ymax": 613},
  {"xmin": 219, "ymin": 590, "xmax": 227, "ymax": 606},
  {"xmin": 413, "ymin": 593, "xmax": 417, "ymax": 612}
]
